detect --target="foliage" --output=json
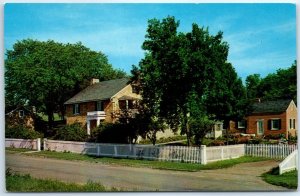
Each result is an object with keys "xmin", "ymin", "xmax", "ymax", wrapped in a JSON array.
[
  {"xmin": 52, "ymin": 122, "xmax": 88, "ymax": 142},
  {"xmin": 5, "ymin": 125, "xmax": 43, "ymax": 139},
  {"xmin": 189, "ymin": 115, "xmax": 214, "ymax": 146},
  {"xmin": 132, "ymin": 107, "xmax": 167, "ymax": 145},
  {"xmin": 5, "ymin": 39, "xmax": 126, "ymax": 128},
  {"xmin": 139, "ymin": 135, "xmax": 186, "ymax": 144},
  {"xmin": 246, "ymin": 60, "xmax": 296, "ymax": 102},
  {"xmin": 262, "ymin": 168, "xmax": 297, "ymax": 189},
  {"xmin": 90, "ymin": 122, "xmax": 135, "ymax": 144},
  {"xmin": 132, "ymin": 16, "xmax": 247, "ymax": 146},
  {"xmin": 264, "ymin": 134, "xmax": 282, "ymax": 140},
  {"xmin": 245, "ymin": 74, "xmax": 261, "ymax": 100},
  {"xmin": 6, "ymin": 169, "xmax": 115, "ymax": 192}
]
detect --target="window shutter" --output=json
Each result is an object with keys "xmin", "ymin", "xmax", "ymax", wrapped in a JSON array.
[
  {"xmin": 73, "ymin": 105, "xmax": 75, "ymax": 114},
  {"xmin": 278, "ymin": 119, "xmax": 281, "ymax": 130},
  {"xmin": 267, "ymin": 120, "xmax": 271, "ymax": 130},
  {"xmin": 78, "ymin": 104, "xmax": 80, "ymax": 114}
]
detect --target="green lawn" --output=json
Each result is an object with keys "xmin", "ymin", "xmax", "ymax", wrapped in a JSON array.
[
  {"xmin": 6, "ymin": 148, "xmax": 34, "ymax": 154},
  {"xmin": 6, "ymin": 169, "xmax": 117, "ymax": 192},
  {"xmin": 13, "ymin": 149, "xmax": 272, "ymax": 172},
  {"xmin": 37, "ymin": 112, "xmax": 62, "ymax": 121},
  {"xmin": 262, "ymin": 167, "xmax": 298, "ymax": 189}
]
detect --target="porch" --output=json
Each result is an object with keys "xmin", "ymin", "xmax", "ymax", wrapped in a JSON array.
[{"xmin": 86, "ymin": 111, "xmax": 106, "ymax": 135}]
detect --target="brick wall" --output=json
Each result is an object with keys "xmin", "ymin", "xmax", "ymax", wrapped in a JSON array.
[{"xmin": 246, "ymin": 112, "xmax": 287, "ymax": 137}]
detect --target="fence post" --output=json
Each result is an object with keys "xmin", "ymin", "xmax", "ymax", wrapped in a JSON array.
[
  {"xmin": 200, "ymin": 145, "xmax": 207, "ymax": 165},
  {"xmin": 221, "ymin": 147, "xmax": 224, "ymax": 160},
  {"xmin": 36, "ymin": 138, "xmax": 41, "ymax": 151},
  {"xmin": 97, "ymin": 145, "xmax": 100, "ymax": 156},
  {"xmin": 114, "ymin": 145, "xmax": 118, "ymax": 157},
  {"xmin": 43, "ymin": 138, "xmax": 47, "ymax": 151}
]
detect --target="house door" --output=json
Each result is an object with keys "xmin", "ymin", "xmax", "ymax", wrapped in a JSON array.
[{"xmin": 257, "ymin": 120, "xmax": 264, "ymax": 135}]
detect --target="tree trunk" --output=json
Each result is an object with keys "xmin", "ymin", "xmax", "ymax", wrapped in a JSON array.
[
  {"xmin": 224, "ymin": 119, "xmax": 230, "ymax": 145},
  {"xmin": 59, "ymin": 103, "xmax": 65, "ymax": 120},
  {"xmin": 46, "ymin": 103, "xmax": 55, "ymax": 129}
]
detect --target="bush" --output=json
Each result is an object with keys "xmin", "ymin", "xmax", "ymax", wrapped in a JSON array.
[
  {"xmin": 89, "ymin": 122, "xmax": 134, "ymax": 144},
  {"xmin": 52, "ymin": 123, "xmax": 88, "ymax": 142},
  {"xmin": 264, "ymin": 134, "xmax": 282, "ymax": 140},
  {"xmin": 5, "ymin": 125, "xmax": 43, "ymax": 139},
  {"xmin": 211, "ymin": 140, "xmax": 225, "ymax": 146},
  {"xmin": 247, "ymin": 137, "xmax": 263, "ymax": 144}
]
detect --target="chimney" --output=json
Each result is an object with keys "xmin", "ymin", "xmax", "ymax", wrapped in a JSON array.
[{"xmin": 90, "ymin": 78, "xmax": 99, "ymax": 85}]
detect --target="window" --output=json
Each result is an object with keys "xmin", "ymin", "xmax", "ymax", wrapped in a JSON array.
[
  {"xmin": 73, "ymin": 104, "xmax": 80, "ymax": 114},
  {"xmin": 237, "ymin": 120, "xmax": 246, "ymax": 128},
  {"xmin": 19, "ymin": 110, "xmax": 24, "ymax": 118},
  {"xmin": 293, "ymin": 119, "xmax": 296, "ymax": 129},
  {"xmin": 270, "ymin": 119, "xmax": 280, "ymax": 130},
  {"xmin": 96, "ymin": 101, "xmax": 104, "ymax": 111},
  {"xmin": 289, "ymin": 119, "xmax": 295, "ymax": 129}
]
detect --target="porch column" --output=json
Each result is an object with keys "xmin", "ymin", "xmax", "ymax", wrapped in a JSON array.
[
  {"xmin": 96, "ymin": 118, "xmax": 101, "ymax": 127},
  {"xmin": 87, "ymin": 120, "xmax": 91, "ymax": 135}
]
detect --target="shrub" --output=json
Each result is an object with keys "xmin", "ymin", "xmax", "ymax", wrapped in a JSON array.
[
  {"xmin": 264, "ymin": 134, "xmax": 281, "ymax": 140},
  {"xmin": 52, "ymin": 122, "xmax": 88, "ymax": 142},
  {"xmin": 211, "ymin": 140, "xmax": 225, "ymax": 146},
  {"xmin": 5, "ymin": 125, "xmax": 43, "ymax": 139},
  {"xmin": 89, "ymin": 122, "xmax": 134, "ymax": 144},
  {"xmin": 248, "ymin": 137, "xmax": 263, "ymax": 144}
]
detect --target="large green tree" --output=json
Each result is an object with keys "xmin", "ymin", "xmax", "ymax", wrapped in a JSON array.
[
  {"xmin": 134, "ymin": 16, "xmax": 246, "ymax": 146},
  {"xmin": 245, "ymin": 74, "xmax": 261, "ymax": 100},
  {"xmin": 5, "ymin": 39, "xmax": 126, "ymax": 128},
  {"xmin": 245, "ymin": 61, "xmax": 296, "ymax": 102}
]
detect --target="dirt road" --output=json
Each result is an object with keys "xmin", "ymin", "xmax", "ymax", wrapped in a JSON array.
[{"xmin": 6, "ymin": 153, "xmax": 288, "ymax": 191}]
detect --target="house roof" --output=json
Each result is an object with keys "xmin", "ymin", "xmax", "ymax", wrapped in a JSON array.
[
  {"xmin": 5, "ymin": 105, "xmax": 34, "ymax": 116},
  {"xmin": 251, "ymin": 100, "xmax": 293, "ymax": 114},
  {"xmin": 64, "ymin": 78, "xmax": 130, "ymax": 104}
]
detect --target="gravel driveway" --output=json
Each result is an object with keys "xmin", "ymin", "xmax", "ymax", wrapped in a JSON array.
[{"xmin": 6, "ymin": 153, "xmax": 289, "ymax": 191}]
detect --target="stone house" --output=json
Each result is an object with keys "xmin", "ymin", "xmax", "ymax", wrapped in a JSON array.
[
  {"xmin": 5, "ymin": 106, "xmax": 35, "ymax": 130},
  {"xmin": 64, "ymin": 78, "xmax": 141, "ymax": 134}
]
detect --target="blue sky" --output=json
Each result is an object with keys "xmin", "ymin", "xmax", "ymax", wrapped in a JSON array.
[{"xmin": 4, "ymin": 3, "xmax": 296, "ymax": 81}]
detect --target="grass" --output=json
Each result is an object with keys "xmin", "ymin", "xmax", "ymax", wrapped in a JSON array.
[
  {"xmin": 37, "ymin": 112, "xmax": 62, "ymax": 121},
  {"xmin": 262, "ymin": 167, "xmax": 298, "ymax": 189},
  {"xmin": 6, "ymin": 168, "xmax": 116, "ymax": 192},
  {"xmin": 14, "ymin": 149, "xmax": 272, "ymax": 172},
  {"xmin": 6, "ymin": 147, "xmax": 34, "ymax": 154}
]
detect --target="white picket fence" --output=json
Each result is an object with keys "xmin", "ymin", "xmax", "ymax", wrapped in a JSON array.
[
  {"xmin": 44, "ymin": 139, "xmax": 204, "ymax": 163},
  {"xmin": 206, "ymin": 144, "xmax": 245, "ymax": 163},
  {"xmin": 6, "ymin": 138, "xmax": 298, "ymax": 165},
  {"xmin": 245, "ymin": 144, "xmax": 297, "ymax": 159},
  {"xmin": 279, "ymin": 149, "xmax": 298, "ymax": 174}
]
